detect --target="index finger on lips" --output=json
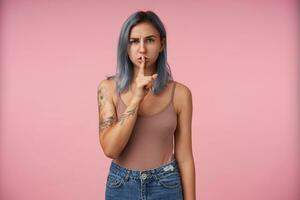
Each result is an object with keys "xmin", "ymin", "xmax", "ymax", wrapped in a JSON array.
[{"xmin": 138, "ymin": 56, "xmax": 145, "ymax": 76}]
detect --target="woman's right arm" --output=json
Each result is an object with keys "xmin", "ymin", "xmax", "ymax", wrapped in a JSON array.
[{"xmin": 97, "ymin": 79, "xmax": 141, "ymax": 159}]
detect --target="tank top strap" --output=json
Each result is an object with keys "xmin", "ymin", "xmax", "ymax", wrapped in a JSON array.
[
  {"xmin": 116, "ymin": 90, "xmax": 121, "ymax": 106},
  {"xmin": 171, "ymin": 81, "xmax": 176, "ymax": 101}
]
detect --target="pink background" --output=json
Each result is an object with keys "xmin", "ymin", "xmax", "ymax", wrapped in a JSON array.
[{"xmin": 1, "ymin": 0, "xmax": 299, "ymax": 200}]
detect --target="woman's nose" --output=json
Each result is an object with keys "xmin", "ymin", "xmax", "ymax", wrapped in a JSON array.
[{"xmin": 139, "ymin": 41, "xmax": 146, "ymax": 52}]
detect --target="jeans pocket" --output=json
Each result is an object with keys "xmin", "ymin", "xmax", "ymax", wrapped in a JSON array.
[
  {"xmin": 106, "ymin": 173, "xmax": 124, "ymax": 189},
  {"xmin": 158, "ymin": 171, "xmax": 182, "ymax": 189}
]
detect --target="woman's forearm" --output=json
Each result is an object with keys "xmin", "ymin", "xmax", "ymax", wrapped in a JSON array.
[
  {"xmin": 178, "ymin": 159, "xmax": 196, "ymax": 200},
  {"xmin": 101, "ymin": 97, "xmax": 141, "ymax": 158}
]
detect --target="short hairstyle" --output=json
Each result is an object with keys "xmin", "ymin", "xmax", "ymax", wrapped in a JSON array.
[{"xmin": 106, "ymin": 10, "xmax": 173, "ymax": 95}]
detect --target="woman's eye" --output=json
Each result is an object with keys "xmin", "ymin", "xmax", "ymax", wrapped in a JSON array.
[
  {"xmin": 129, "ymin": 39, "xmax": 155, "ymax": 44},
  {"xmin": 129, "ymin": 40, "xmax": 138, "ymax": 44}
]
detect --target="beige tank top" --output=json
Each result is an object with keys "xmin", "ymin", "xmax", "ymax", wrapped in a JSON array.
[{"xmin": 112, "ymin": 81, "xmax": 177, "ymax": 171}]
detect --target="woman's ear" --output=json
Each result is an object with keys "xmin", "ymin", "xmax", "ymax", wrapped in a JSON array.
[{"xmin": 160, "ymin": 38, "xmax": 165, "ymax": 52}]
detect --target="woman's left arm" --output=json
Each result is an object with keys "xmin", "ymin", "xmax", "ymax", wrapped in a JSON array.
[{"xmin": 174, "ymin": 84, "xmax": 196, "ymax": 200}]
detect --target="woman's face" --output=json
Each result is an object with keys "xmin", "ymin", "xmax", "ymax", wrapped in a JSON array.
[{"xmin": 127, "ymin": 21, "xmax": 164, "ymax": 69}]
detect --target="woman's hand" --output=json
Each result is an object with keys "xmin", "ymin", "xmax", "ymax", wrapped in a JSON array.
[{"xmin": 132, "ymin": 55, "xmax": 158, "ymax": 101}]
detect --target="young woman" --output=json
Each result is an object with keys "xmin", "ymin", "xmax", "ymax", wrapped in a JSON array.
[{"xmin": 97, "ymin": 10, "xmax": 196, "ymax": 200}]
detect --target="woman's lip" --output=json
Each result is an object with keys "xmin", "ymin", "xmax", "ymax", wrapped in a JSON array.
[{"xmin": 138, "ymin": 56, "xmax": 149, "ymax": 59}]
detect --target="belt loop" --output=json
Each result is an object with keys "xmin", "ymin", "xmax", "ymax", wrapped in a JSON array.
[
  {"xmin": 124, "ymin": 170, "xmax": 130, "ymax": 181},
  {"xmin": 154, "ymin": 174, "xmax": 159, "ymax": 181}
]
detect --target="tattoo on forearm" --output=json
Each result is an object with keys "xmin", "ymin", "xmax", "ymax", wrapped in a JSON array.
[
  {"xmin": 98, "ymin": 106, "xmax": 138, "ymax": 131},
  {"xmin": 118, "ymin": 106, "xmax": 138, "ymax": 125}
]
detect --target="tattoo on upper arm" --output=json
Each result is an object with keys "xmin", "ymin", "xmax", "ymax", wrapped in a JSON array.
[
  {"xmin": 98, "ymin": 84, "xmax": 116, "ymax": 132},
  {"xmin": 99, "ymin": 114, "xmax": 117, "ymax": 131},
  {"xmin": 97, "ymin": 85, "xmax": 107, "ymax": 111}
]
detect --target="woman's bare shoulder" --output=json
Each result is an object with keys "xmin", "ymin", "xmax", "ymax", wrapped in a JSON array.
[
  {"xmin": 173, "ymin": 81, "xmax": 193, "ymax": 113},
  {"xmin": 97, "ymin": 78, "xmax": 116, "ymax": 93},
  {"xmin": 173, "ymin": 81, "xmax": 192, "ymax": 96}
]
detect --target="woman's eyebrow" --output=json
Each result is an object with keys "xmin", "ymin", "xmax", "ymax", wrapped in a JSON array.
[{"xmin": 129, "ymin": 35, "xmax": 157, "ymax": 39}]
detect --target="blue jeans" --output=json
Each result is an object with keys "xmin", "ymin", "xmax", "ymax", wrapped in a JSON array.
[{"xmin": 105, "ymin": 159, "xmax": 184, "ymax": 200}]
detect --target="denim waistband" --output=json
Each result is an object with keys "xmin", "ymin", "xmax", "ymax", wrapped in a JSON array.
[{"xmin": 109, "ymin": 159, "xmax": 180, "ymax": 180}]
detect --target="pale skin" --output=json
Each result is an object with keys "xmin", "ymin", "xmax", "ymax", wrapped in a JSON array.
[{"xmin": 97, "ymin": 21, "xmax": 196, "ymax": 200}]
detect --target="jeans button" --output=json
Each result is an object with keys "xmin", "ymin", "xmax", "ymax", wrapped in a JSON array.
[{"xmin": 140, "ymin": 173, "xmax": 147, "ymax": 180}]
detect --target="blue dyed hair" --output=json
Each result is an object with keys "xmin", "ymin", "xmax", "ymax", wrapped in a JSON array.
[{"xmin": 106, "ymin": 10, "xmax": 173, "ymax": 95}]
